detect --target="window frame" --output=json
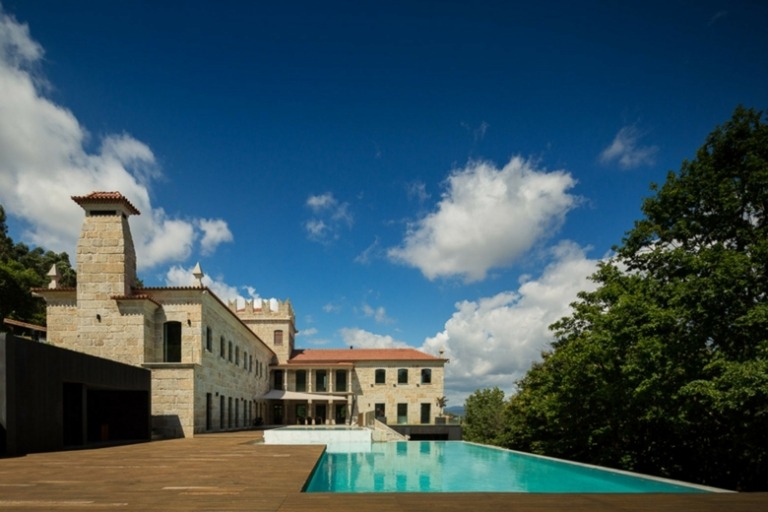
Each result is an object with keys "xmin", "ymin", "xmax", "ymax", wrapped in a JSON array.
[{"xmin": 163, "ymin": 321, "xmax": 182, "ymax": 363}]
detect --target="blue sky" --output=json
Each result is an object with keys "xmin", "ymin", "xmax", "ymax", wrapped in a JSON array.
[{"xmin": 1, "ymin": 1, "xmax": 766, "ymax": 404}]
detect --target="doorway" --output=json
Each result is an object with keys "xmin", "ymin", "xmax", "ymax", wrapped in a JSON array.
[
  {"xmin": 334, "ymin": 403, "xmax": 347, "ymax": 425},
  {"xmin": 315, "ymin": 403, "xmax": 327, "ymax": 424},
  {"xmin": 272, "ymin": 403, "xmax": 284, "ymax": 425}
]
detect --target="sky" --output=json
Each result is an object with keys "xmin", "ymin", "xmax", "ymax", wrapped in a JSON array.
[{"xmin": 1, "ymin": 1, "xmax": 766, "ymax": 405}]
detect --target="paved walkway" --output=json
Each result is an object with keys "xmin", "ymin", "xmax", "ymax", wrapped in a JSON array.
[{"xmin": 0, "ymin": 433, "xmax": 764, "ymax": 511}]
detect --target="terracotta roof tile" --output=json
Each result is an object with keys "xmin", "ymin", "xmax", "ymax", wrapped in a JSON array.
[
  {"xmin": 289, "ymin": 348, "xmax": 444, "ymax": 363},
  {"xmin": 72, "ymin": 191, "xmax": 140, "ymax": 215}
]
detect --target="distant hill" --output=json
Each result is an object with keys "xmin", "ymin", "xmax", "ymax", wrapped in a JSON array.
[{"xmin": 445, "ymin": 405, "xmax": 465, "ymax": 417}]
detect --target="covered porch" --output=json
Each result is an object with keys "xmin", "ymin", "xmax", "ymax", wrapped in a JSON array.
[
  {"xmin": 260, "ymin": 389, "xmax": 353, "ymax": 426},
  {"xmin": 265, "ymin": 363, "xmax": 356, "ymax": 425}
]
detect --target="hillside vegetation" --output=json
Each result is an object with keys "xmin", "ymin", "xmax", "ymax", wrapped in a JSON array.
[
  {"xmin": 0, "ymin": 206, "xmax": 76, "ymax": 327},
  {"xmin": 464, "ymin": 107, "xmax": 768, "ymax": 492}
]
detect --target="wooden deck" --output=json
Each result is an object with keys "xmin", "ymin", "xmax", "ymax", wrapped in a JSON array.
[{"xmin": 0, "ymin": 432, "xmax": 764, "ymax": 511}]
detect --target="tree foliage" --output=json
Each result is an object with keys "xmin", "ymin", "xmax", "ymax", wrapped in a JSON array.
[
  {"xmin": 501, "ymin": 107, "xmax": 768, "ymax": 491},
  {"xmin": 0, "ymin": 205, "xmax": 76, "ymax": 326},
  {"xmin": 463, "ymin": 387, "xmax": 509, "ymax": 445}
]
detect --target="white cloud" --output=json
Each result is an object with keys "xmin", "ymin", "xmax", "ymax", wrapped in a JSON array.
[
  {"xmin": 304, "ymin": 192, "xmax": 353, "ymax": 243},
  {"xmin": 323, "ymin": 302, "xmax": 342, "ymax": 314},
  {"xmin": 599, "ymin": 126, "xmax": 659, "ymax": 169},
  {"xmin": 164, "ymin": 264, "xmax": 266, "ymax": 309},
  {"xmin": 361, "ymin": 303, "xmax": 393, "ymax": 324},
  {"xmin": 307, "ymin": 192, "xmax": 336, "ymax": 211},
  {"xmin": 0, "ymin": 8, "xmax": 42, "ymax": 65},
  {"xmin": 388, "ymin": 157, "xmax": 578, "ymax": 282},
  {"xmin": 198, "ymin": 218, "xmax": 233, "ymax": 256},
  {"xmin": 340, "ymin": 327, "xmax": 410, "ymax": 349},
  {"xmin": 406, "ymin": 181, "xmax": 430, "ymax": 204},
  {"xmin": 461, "ymin": 121, "xmax": 490, "ymax": 141},
  {"xmin": 354, "ymin": 237, "xmax": 380, "ymax": 265},
  {"xmin": 421, "ymin": 241, "xmax": 599, "ymax": 405},
  {"xmin": 0, "ymin": 7, "xmax": 230, "ymax": 270}
]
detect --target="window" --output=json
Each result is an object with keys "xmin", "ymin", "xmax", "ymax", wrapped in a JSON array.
[
  {"xmin": 420, "ymin": 403, "xmax": 431, "ymax": 424},
  {"xmin": 296, "ymin": 370, "xmax": 307, "ymax": 392},
  {"xmin": 274, "ymin": 330, "xmax": 283, "ymax": 346},
  {"xmin": 375, "ymin": 403, "xmax": 386, "ymax": 421},
  {"xmin": 397, "ymin": 368, "xmax": 408, "ymax": 384},
  {"xmin": 315, "ymin": 370, "xmax": 327, "ymax": 392},
  {"xmin": 335, "ymin": 370, "xmax": 347, "ymax": 392},
  {"xmin": 421, "ymin": 368, "xmax": 432, "ymax": 384},
  {"xmin": 228, "ymin": 341, "xmax": 233, "ymax": 362},
  {"xmin": 375, "ymin": 369, "xmax": 386, "ymax": 384},
  {"xmin": 296, "ymin": 404, "xmax": 307, "ymax": 423},
  {"xmin": 397, "ymin": 403, "xmax": 408, "ymax": 424},
  {"xmin": 206, "ymin": 393, "xmax": 212, "ymax": 431},
  {"xmin": 273, "ymin": 369, "xmax": 284, "ymax": 390},
  {"xmin": 163, "ymin": 321, "xmax": 182, "ymax": 362},
  {"xmin": 206, "ymin": 327, "xmax": 212, "ymax": 352},
  {"xmin": 243, "ymin": 351, "xmax": 247, "ymax": 370},
  {"xmin": 220, "ymin": 336, "xmax": 225, "ymax": 358}
]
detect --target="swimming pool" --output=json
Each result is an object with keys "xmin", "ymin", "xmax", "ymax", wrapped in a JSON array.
[{"xmin": 305, "ymin": 441, "xmax": 723, "ymax": 493}]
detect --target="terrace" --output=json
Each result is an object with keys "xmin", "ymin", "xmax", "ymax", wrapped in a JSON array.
[{"xmin": 0, "ymin": 432, "xmax": 763, "ymax": 511}]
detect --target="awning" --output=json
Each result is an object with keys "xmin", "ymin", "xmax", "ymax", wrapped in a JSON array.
[{"xmin": 259, "ymin": 389, "xmax": 347, "ymax": 402}]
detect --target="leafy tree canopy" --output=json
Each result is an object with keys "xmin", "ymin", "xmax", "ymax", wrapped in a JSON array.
[
  {"xmin": 489, "ymin": 107, "xmax": 767, "ymax": 491},
  {"xmin": 0, "ymin": 205, "xmax": 76, "ymax": 326},
  {"xmin": 463, "ymin": 387, "xmax": 509, "ymax": 446}
]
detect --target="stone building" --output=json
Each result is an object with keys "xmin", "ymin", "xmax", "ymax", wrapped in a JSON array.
[
  {"xmin": 33, "ymin": 192, "xmax": 275, "ymax": 438},
  {"xmin": 32, "ymin": 191, "xmax": 447, "ymax": 438}
]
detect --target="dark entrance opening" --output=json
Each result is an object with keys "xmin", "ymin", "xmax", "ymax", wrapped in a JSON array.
[
  {"xmin": 63, "ymin": 383, "xmax": 85, "ymax": 446},
  {"xmin": 86, "ymin": 389, "xmax": 150, "ymax": 443}
]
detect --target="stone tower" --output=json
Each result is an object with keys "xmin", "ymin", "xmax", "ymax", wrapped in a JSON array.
[
  {"xmin": 71, "ymin": 192, "xmax": 141, "ymax": 361},
  {"xmin": 234, "ymin": 299, "xmax": 296, "ymax": 364}
]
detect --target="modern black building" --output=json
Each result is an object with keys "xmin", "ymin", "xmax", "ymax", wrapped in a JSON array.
[{"xmin": 0, "ymin": 332, "xmax": 151, "ymax": 456}]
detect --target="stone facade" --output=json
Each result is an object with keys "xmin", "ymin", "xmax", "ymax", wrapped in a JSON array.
[
  {"xmin": 353, "ymin": 360, "xmax": 445, "ymax": 425},
  {"xmin": 33, "ymin": 191, "xmax": 447, "ymax": 437},
  {"xmin": 34, "ymin": 192, "xmax": 275, "ymax": 438}
]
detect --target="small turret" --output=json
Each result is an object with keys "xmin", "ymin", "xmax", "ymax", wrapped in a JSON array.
[{"xmin": 47, "ymin": 263, "xmax": 61, "ymax": 289}]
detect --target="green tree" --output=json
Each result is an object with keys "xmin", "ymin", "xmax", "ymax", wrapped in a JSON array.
[
  {"xmin": 506, "ymin": 107, "xmax": 768, "ymax": 491},
  {"xmin": 463, "ymin": 387, "xmax": 509, "ymax": 445},
  {"xmin": 0, "ymin": 204, "xmax": 77, "ymax": 327}
]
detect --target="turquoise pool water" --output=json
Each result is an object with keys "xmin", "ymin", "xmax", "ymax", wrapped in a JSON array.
[{"xmin": 305, "ymin": 441, "xmax": 714, "ymax": 493}]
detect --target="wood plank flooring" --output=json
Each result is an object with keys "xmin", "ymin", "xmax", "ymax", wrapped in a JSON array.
[{"xmin": 0, "ymin": 432, "xmax": 764, "ymax": 511}]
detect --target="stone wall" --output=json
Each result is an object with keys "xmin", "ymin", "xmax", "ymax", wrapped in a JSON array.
[
  {"xmin": 147, "ymin": 366, "xmax": 195, "ymax": 438},
  {"xmin": 353, "ymin": 361, "xmax": 445, "ymax": 425},
  {"xmin": 235, "ymin": 299, "xmax": 296, "ymax": 364}
]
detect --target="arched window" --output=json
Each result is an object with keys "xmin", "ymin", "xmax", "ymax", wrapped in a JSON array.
[
  {"xmin": 421, "ymin": 368, "xmax": 432, "ymax": 384},
  {"xmin": 163, "ymin": 321, "xmax": 182, "ymax": 362},
  {"xmin": 375, "ymin": 369, "xmax": 386, "ymax": 384}
]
